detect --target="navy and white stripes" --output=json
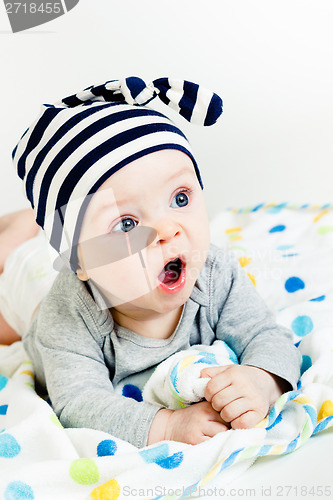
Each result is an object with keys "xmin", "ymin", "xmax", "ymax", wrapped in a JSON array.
[
  {"xmin": 12, "ymin": 76, "xmax": 223, "ymax": 273},
  {"xmin": 59, "ymin": 77, "xmax": 223, "ymax": 126}
]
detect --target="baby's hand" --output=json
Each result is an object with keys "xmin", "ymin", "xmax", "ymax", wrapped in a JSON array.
[
  {"xmin": 148, "ymin": 401, "xmax": 230, "ymax": 445},
  {"xmin": 200, "ymin": 365, "xmax": 290, "ymax": 430},
  {"xmin": 164, "ymin": 401, "xmax": 230, "ymax": 444}
]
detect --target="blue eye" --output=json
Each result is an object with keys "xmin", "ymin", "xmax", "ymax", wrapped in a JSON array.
[
  {"xmin": 113, "ymin": 218, "xmax": 138, "ymax": 233},
  {"xmin": 171, "ymin": 191, "xmax": 189, "ymax": 208}
]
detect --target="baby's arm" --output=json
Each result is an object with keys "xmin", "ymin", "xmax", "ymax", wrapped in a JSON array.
[{"xmin": 23, "ymin": 293, "xmax": 161, "ymax": 449}]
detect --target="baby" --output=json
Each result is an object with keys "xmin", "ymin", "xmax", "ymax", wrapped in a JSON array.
[{"xmin": 5, "ymin": 76, "xmax": 301, "ymax": 448}]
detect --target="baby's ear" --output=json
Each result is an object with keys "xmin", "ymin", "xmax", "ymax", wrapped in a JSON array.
[
  {"xmin": 76, "ymin": 243, "xmax": 89, "ymax": 281},
  {"xmin": 76, "ymin": 266, "xmax": 89, "ymax": 281}
]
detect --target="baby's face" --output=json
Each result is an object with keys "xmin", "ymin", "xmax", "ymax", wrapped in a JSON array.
[{"xmin": 77, "ymin": 149, "xmax": 210, "ymax": 317}]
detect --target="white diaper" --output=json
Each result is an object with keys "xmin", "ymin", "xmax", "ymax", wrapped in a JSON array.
[{"xmin": 0, "ymin": 228, "xmax": 59, "ymax": 337}]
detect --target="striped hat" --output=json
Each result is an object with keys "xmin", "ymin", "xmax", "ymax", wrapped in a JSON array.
[{"xmin": 13, "ymin": 76, "xmax": 223, "ymax": 273}]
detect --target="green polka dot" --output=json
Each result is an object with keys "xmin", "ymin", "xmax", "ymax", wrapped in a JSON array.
[
  {"xmin": 317, "ymin": 226, "xmax": 333, "ymax": 235},
  {"xmin": 50, "ymin": 414, "xmax": 63, "ymax": 428},
  {"xmin": 69, "ymin": 459, "xmax": 99, "ymax": 485}
]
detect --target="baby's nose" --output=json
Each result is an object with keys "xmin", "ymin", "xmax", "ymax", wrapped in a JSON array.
[{"xmin": 155, "ymin": 218, "xmax": 181, "ymax": 244}]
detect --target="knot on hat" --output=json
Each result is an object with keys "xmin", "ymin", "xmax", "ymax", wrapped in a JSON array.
[
  {"xmin": 120, "ymin": 77, "xmax": 158, "ymax": 105},
  {"xmin": 60, "ymin": 76, "xmax": 223, "ymax": 126}
]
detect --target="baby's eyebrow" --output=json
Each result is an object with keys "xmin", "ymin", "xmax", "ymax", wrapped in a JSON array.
[{"xmin": 93, "ymin": 165, "xmax": 194, "ymax": 220}]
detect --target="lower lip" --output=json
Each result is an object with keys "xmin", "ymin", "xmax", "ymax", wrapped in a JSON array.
[{"xmin": 158, "ymin": 263, "xmax": 186, "ymax": 295}]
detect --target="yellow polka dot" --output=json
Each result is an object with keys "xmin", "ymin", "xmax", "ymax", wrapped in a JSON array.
[
  {"xmin": 238, "ymin": 256, "xmax": 251, "ymax": 268},
  {"xmin": 230, "ymin": 235, "xmax": 243, "ymax": 242},
  {"xmin": 20, "ymin": 370, "xmax": 34, "ymax": 378},
  {"xmin": 293, "ymin": 396, "xmax": 313, "ymax": 405},
  {"xmin": 317, "ymin": 400, "xmax": 333, "ymax": 422},
  {"xmin": 225, "ymin": 227, "xmax": 242, "ymax": 234},
  {"xmin": 90, "ymin": 479, "xmax": 121, "ymax": 500},
  {"xmin": 313, "ymin": 210, "xmax": 329, "ymax": 223},
  {"xmin": 247, "ymin": 273, "xmax": 256, "ymax": 287},
  {"xmin": 179, "ymin": 355, "xmax": 199, "ymax": 371}
]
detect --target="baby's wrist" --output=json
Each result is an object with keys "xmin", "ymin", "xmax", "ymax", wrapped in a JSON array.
[{"xmin": 147, "ymin": 408, "xmax": 174, "ymax": 445}]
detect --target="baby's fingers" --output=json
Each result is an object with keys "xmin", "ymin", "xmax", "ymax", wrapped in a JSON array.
[
  {"xmin": 203, "ymin": 421, "xmax": 230, "ymax": 438},
  {"xmin": 200, "ymin": 365, "xmax": 229, "ymax": 380},
  {"xmin": 230, "ymin": 410, "xmax": 264, "ymax": 430}
]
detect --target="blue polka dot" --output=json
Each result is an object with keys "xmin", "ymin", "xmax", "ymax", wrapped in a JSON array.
[
  {"xmin": 0, "ymin": 405, "xmax": 8, "ymax": 415},
  {"xmin": 225, "ymin": 343, "xmax": 238, "ymax": 363},
  {"xmin": 282, "ymin": 253, "xmax": 299, "ymax": 258},
  {"xmin": 310, "ymin": 295, "xmax": 326, "ymax": 302},
  {"xmin": 277, "ymin": 244, "xmax": 294, "ymax": 251},
  {"xmin": 97, "ymin": 439, "xmax": 117, "ymax": 457},
  {"xmin": 267, "ymin": 203, "xmax": 288, "ymax": 214},
  {"xmin": 285, "ymin": 277, "xmax": 305, "ymax": 293},
  {"xmin": 140, "ymin": 443, "xmax": 169, "ymax": 464},
  {"xmin": 0, "ymin": 375, "xmax": 8, "ymax": 391},
  {"xmin": 269, "ymin": 225, "xmax": 286, "ymax": 233},
  {"xmin": 122, "ymin": 384, "xmax": 142, "ymax": 402},
  {"xmin": 291, "ymin": 315, "xmax": 314, "ymax": 337},
  {"xmin": 251, "ymin": 203, "xmax": 265, "ymax": 212},
  {"xmin": 4, "ymin": 481, "xmax": 34, "ymax": 500},
  {"xmin": 139, "ymin": 444, "xmax": 183, "ymax": 469},
  {"xmin": 0, "ymin": 433, "xmax": 21, "ymax": 458},
  {"xmin": 300, "ymin": 355, "xmax": 312, "ymax": 375},
  {"xmin": 155, "ymin": 452, "xmax": 183, "ymax": 469},
  {"xmin": 194, "ymin": 352, "xmax": 217, "ymax": 365}
]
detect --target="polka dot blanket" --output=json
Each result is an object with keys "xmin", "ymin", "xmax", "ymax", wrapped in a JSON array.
[{"xmin": 1, "ymin": 202, "xmax": 333, "ymax": 500}]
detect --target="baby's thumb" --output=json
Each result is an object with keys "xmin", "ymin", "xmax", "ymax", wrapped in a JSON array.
[{"xmin": 200, "ymin": 365, "xmax": 228, "ymax": 378}]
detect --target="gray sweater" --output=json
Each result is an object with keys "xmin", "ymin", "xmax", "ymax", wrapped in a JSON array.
[{"xmin": 23, "ymin": 243, "xmax": 301, "ymax": 448}]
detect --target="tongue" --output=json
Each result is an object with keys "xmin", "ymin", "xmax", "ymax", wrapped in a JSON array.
[
  {"xmin": 163, "ymin": 269, "xmax": 177, "ymax": 284},
  {"xmin": 159, "ymin": 259, "xmax": 180, "ymax": 284}
]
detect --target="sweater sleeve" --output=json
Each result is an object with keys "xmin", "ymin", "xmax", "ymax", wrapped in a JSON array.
[
  {"xmin": 23, "ymin": 284, "xmax": 161, "ymax": 449},
  {"xmin": 211, "ymin": 248, "xmax": 302, "ymax": 390}
]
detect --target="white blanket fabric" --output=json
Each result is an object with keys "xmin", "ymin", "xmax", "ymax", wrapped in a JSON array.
[
  {"xmin": 142, "ymin": 340, "xmax": 236, "ymax": 410},
  {"xmin": 1, "ymin": 202, "xmax": 333, "ymax": 500}
]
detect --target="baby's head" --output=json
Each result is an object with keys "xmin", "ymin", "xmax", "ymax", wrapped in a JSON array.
[{"xmin": 13, "ymin": 76, "xmax": 222, "ymax": 312}]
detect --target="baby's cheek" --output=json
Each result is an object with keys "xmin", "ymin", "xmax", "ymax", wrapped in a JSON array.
[{"xmin": 89, "ymin": 254, "xmax": 152, "ymax": 306}]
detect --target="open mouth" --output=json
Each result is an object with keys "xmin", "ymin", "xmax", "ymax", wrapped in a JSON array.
[{"xmin": 158, "ymin": 257, "xmax": 184, "ymax": 286}]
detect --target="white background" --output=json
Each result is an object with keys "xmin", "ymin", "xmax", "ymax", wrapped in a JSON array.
[{"xmin": 0, "ymin": 0, "xmax": 332, "ymax": 218}]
